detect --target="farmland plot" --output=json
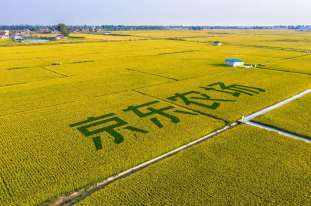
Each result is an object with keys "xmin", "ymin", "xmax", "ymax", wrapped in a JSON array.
[
  {"xmin": 126, "ymin": 47, "xmax": 282, "ymax": 80},
  {"xmin": 252, "ymin": 92, "xmax": 311, "ymax": 139},
  {"xmin": 0, "ymin": 67, "xmax": 63, "ymax": 87},
  {"xmin": 1, "ymin": 29, "xmax": 311, "ymax": 206},
  {"xmin": 0, "ymin": 69, "xmax": 172, "ymax": 116},
  {"xmin": 76, "ymin": 125, "xmax": 311, "ymax": 206},
  {"xmin": 0, "ymin": 91, "xmax": 224, "ymax": 206},
  {"xmin": 0, "ymin": 58, "xmax": 49, "ymax": 70},
  {"xmin": 137, "ymin": 69, "xmax": 311, "ymax": 122},
  {"xmin": 263, "ymin": 55, "xmax": 311, "ymax": 74},
  {"xmin": 69, "ymin": 33, "xmax": 147, "ymax": 41}
]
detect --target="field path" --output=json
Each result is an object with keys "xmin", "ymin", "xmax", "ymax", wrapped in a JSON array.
[
  {"xmin": 246, "ymin": 121, "xmax": 311, "ymax": 143},
  {"xmin": 243, "ymin": 88, "xmax": 311, "ymax": 143},
  {"xmin": 263, "ymin": 54, "xmax": 311, "ymax": 65}
]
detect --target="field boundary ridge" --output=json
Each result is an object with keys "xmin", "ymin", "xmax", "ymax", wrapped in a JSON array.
[{"xmin": 241, "ymin": 87, "xmax": 311, "ymax": 143}]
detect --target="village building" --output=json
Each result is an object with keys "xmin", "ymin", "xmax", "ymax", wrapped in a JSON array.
[
  {"xmin": 0, "ymin": 35, "xmax": 9, "ymax": 39},
  {"xmin": 214, "ymin": 41, "xmax": 222, "ymax": 46},
  {"xmin": 14, "ymin": 36, "xmax": 23, "ymax": 40},
  {"xmin": 225, "ymin": 59, "xmax": 244, "ymax": 67},
  {"xmin": 12, "ymin": 31, "xmax": 22, "ymax": 36},
  {"xmin": 0, "ymin": 30, "xmax": 9, "ymax": 36},
  {"xmin": 55, "ymin": 35, "xmax": 65, "ymax": 39},
  {"xmin": 19, "ymin": 30, "xmax": 30, "ymax": 35}
]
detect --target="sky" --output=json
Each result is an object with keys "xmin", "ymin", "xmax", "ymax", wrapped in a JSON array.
[{"xmin": 1, "ymin": 0, "xmax": 311, "ymax": 26}]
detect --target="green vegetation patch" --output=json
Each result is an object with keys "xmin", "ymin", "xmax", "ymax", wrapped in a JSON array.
[
  {"xmin": 7, "ymin": 67, "xmax": 28, "ymax": 70},
  {"xmin": 72, "ymin": 60, "xmax": 95, "ymax": 64},
  {"xmin": 158, "ymin": 50, "xmax": 195, "ymax": 55}
]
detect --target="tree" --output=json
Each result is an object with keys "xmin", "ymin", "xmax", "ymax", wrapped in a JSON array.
[{"xmin": 57, "ymin": 23, "xmax": 70, "ymax": 37}]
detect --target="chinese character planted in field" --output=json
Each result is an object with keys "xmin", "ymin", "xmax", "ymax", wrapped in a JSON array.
[
  {"xmin": 69, "ymin": 113, "xmax": 148, "ymax": 150},
  {"xmin": 123, "ymin": 101, "xmax": 198, "ymax": 128},
  {"xmin": 167, "ymin": 91, "xmax": 236, "ymax": 110},
  {"xmin": 200, "ymin": 82, "xmax": 266, "ymax": 97}
]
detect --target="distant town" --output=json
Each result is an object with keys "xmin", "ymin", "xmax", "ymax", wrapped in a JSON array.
[{"xmin": 1, "ymin": 24, "xmax": 311, "ymax": 42}]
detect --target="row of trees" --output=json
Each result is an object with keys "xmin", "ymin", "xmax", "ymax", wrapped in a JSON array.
[
  {"xmin": 100, "ymin": 25, "xmax": 167, "ymax": 31},
  {"xmin": 0, "ymin": 25, "xmax": 58, "ymax": 31},
  {"xmin": 188, "ymin": 26, "xmax": 203, "ymax": 30}
]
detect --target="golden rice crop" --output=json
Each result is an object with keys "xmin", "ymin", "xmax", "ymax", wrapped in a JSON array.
[
  {"xmin": 0, "ymin": 69, "xmax": 172, "ymax": 116},
  {"xmin": 1, "ymin": 29, "xmax": 311, "ymax": 205},
  {"xmin": 0, "ymin": 91, "xmax": 224, "ymax": 206},
  {"xmin": 70, "ymin": 33, "xmax": 146, "ymax": 41},
  {"xmin": 76, "ymin": 124, "xmax": 311, "ymax": 206},
  {"xmin": 0, "ymin": 39, "xmax": 15, "ymax": 45},
  {"xmin": 2, "ymin": 39, "xmax": 303, "ymax": 117},
  {"xmin": 0, "ymin": 67, "xmax": 62, "ymax": 87},
  {"xmin": 0, "ymin": 58, "xmax": 50, "ymax": 70},
  {"xmin": 252, "ymin": 92, "xmax": 311, "ymax": 139},
  {"xmin": 264, "ymin": 55, "xmax": 311, "ymax": 74},
  {"xmin": 137, "ymin": 69, "xmax": 311, "ymax": 122}
]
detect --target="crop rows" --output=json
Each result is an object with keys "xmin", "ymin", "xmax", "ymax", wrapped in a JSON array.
[
  {"xmin": 76, "ymin": 125, "xmax": 311, "ymax": 205},
  {"xmin": 252, "ymin": 92, "xmax": 311, "ymax": 139},
  {"xmin": 0, "ymin": 91, "xmax": 224, "ymax": 205},
  {"xmin": 2, "ymin": 30, "xmax": 311, "ymax": 206},
  {"xmin": 138, "ymin": 69, "xmax": 311, "ymax": 122}
]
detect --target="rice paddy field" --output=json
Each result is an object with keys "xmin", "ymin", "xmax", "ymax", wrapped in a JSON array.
[
  {"xmin": 252, "ymin": 92, "xmax": 311, "ymax": 139},
  {"xmin": 263, "ymin": 55, "xmax": 311, "ymax": 74},
  {"xmin": 76, "ymin": 125, "xmax": 311, "ymax": 206},
  {"xmin": 0, "ymin": 39, "xmax": 14, "ymax": 45},
  {"xmin": 0, "ymin": 91, "xmax": 225, "ymax": 206},
  {"xmin": 1, "ymin": 29, "xmax": 311, "ymax": 205}
]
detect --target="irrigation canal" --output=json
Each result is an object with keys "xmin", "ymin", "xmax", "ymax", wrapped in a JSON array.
[{"xmin": 242, "ymin": 87, "xmax": 311, "ymax": 144}]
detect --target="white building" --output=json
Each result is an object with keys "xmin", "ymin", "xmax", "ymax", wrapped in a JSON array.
[
  {"xmin": 1, "ymin": 30, "xmax": 9, "ymax": 36},
  {"xmin": 225, "ymin": 59, "xmax": 244, "ymax": 67},
  {"xmin": 14, "ymin": 36, "xmax": 23, "ymax": 40}
]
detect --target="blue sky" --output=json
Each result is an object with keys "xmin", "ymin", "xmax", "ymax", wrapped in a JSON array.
[{"xmin": 1, "ymin": 0, "xmax": 310, "ymax": 25}]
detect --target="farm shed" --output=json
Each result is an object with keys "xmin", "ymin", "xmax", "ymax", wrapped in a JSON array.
[
  {"xmin": 225, "ymin": 59, "xmax": 244, "ymax": 67},
  {"xmin": 214, "ymin": 41, "xmax": 222, "ymax": 46}
]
